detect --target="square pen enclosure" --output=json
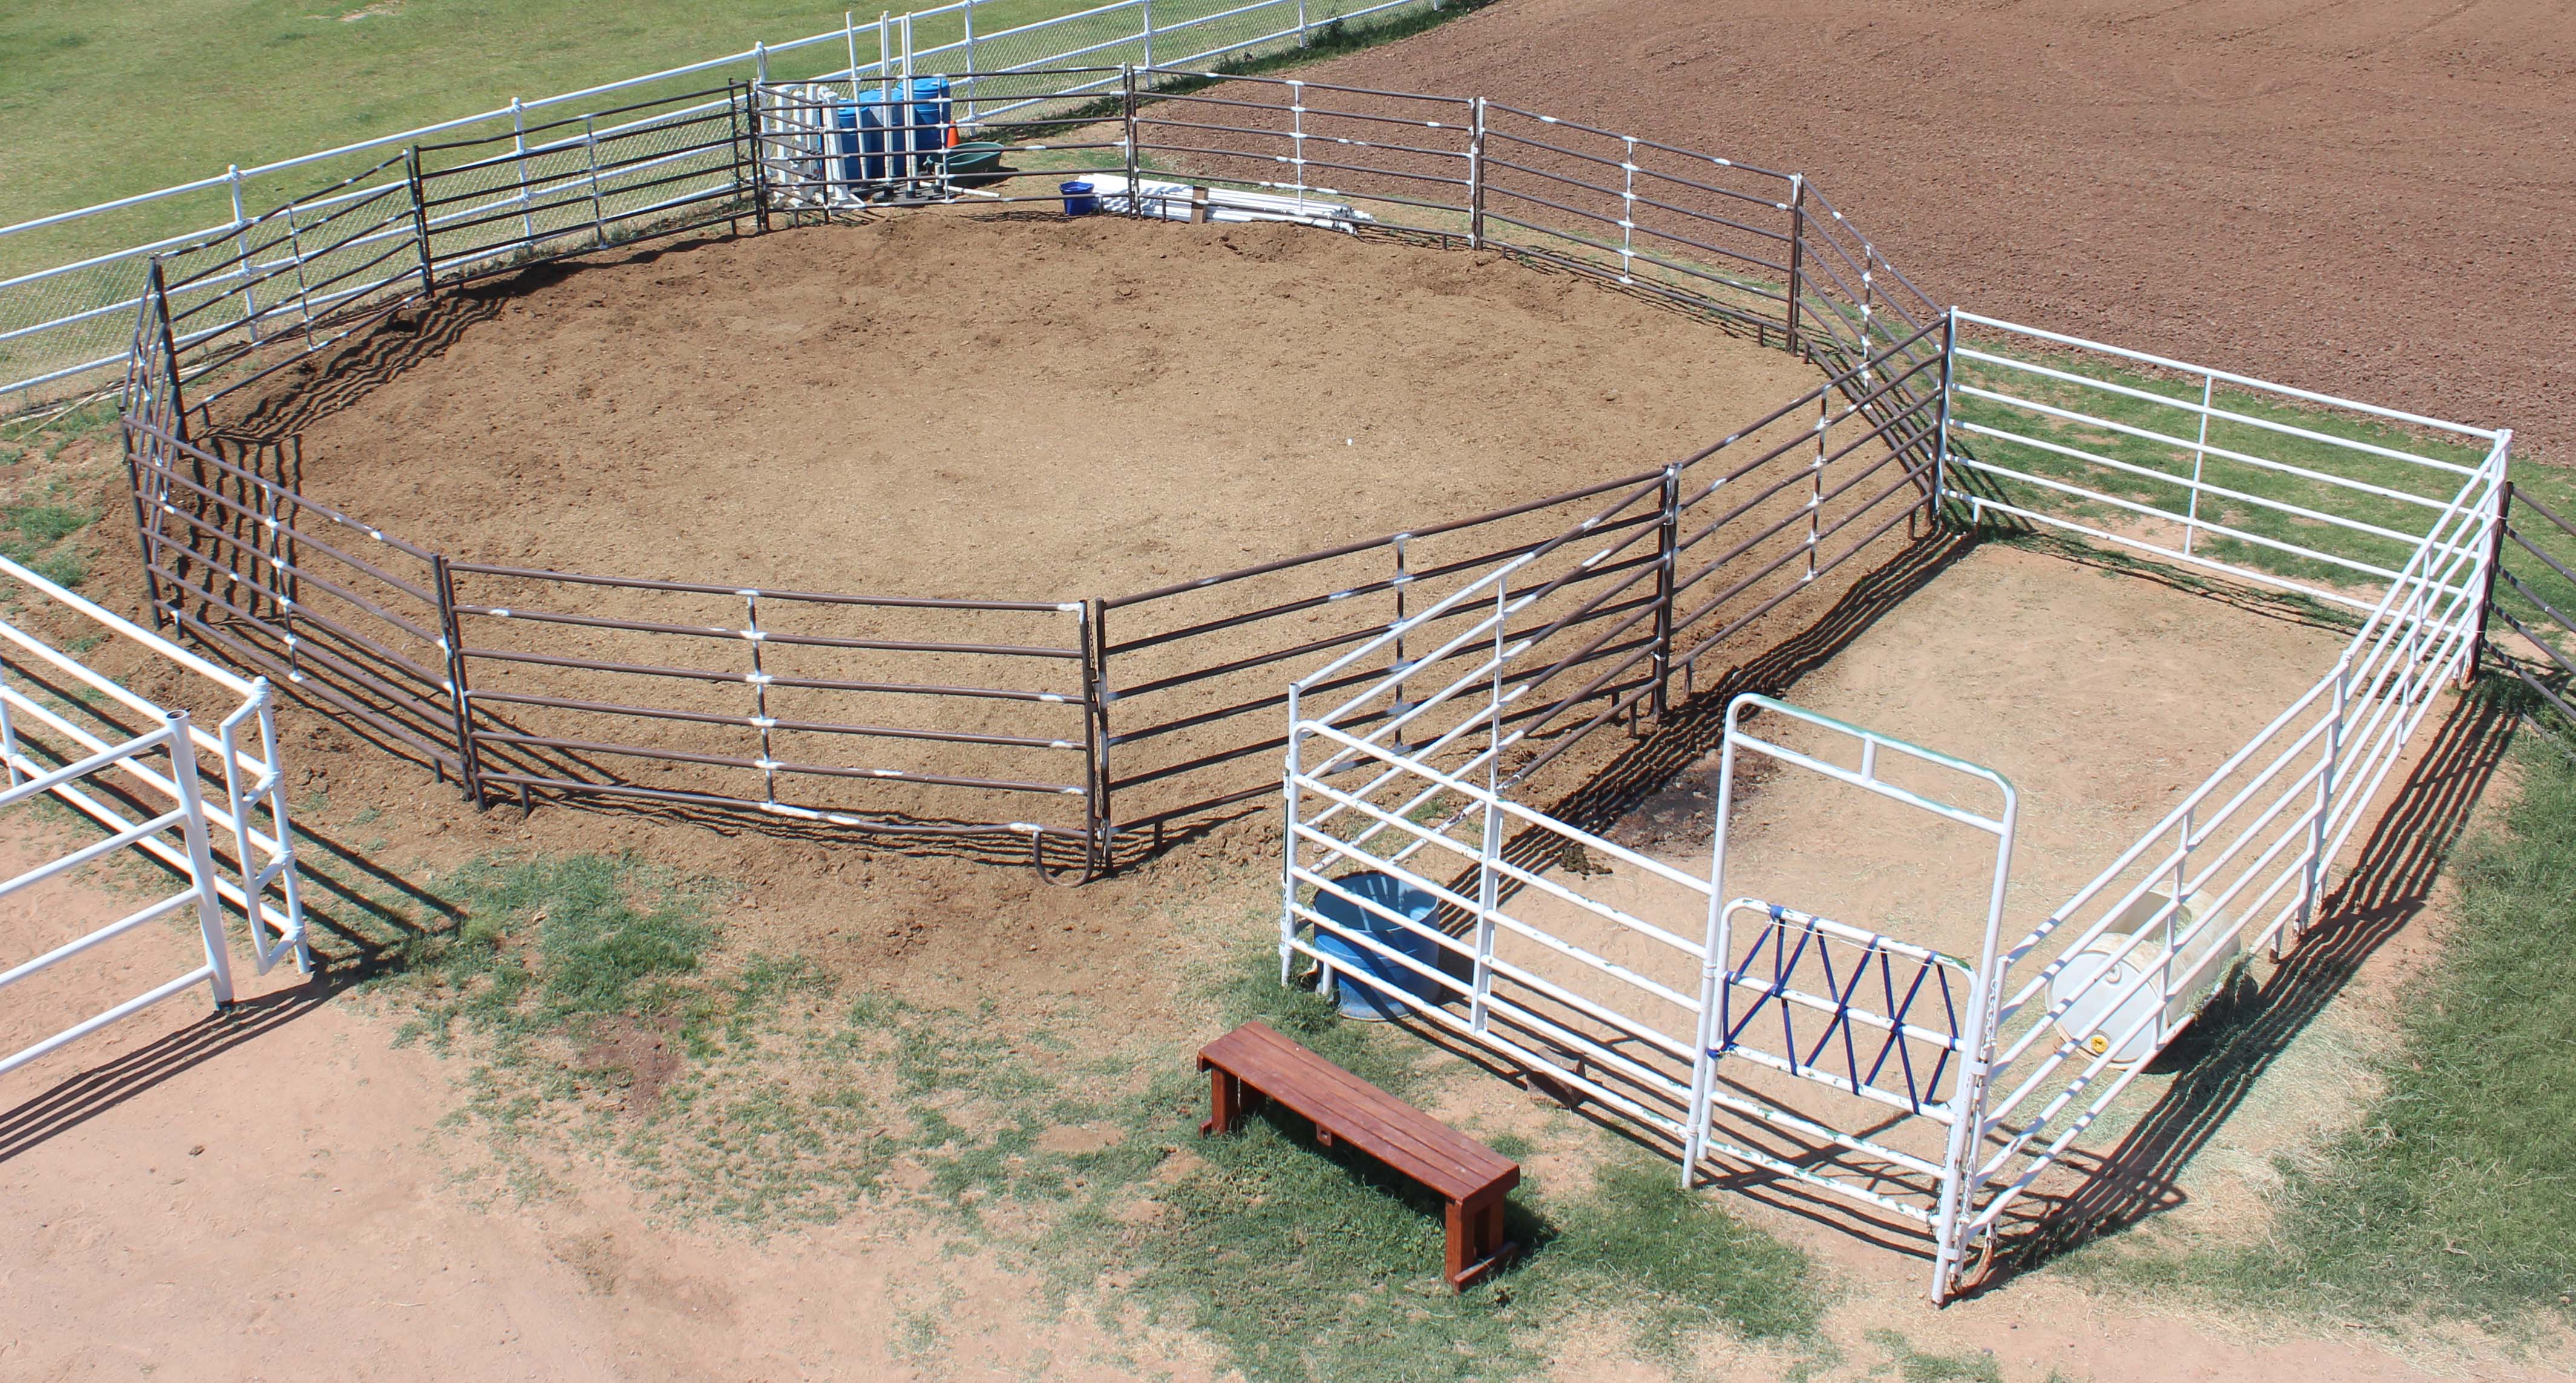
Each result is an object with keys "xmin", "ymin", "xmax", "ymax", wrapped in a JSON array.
[{"xmin": 106, "ymin": 65, "xmax": 2512, "ymax": 1306}]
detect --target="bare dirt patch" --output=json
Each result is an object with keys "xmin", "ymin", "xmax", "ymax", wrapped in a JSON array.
[{"xmin": 234, "ymin": 210, "xmax": 1821, "ymax": 602}]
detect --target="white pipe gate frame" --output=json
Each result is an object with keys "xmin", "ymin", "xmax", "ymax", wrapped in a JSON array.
[
  {"xmin": 1283, "ymin": 310, "xmax": 2512, "ymax": 1302},
  {"xmin": 0, "ymin": 554, "xmax": 307, "ymax": 1080}
]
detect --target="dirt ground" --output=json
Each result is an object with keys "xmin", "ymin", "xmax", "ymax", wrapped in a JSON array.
[
  {"xmin": 240, "ymin": 211, "xmax": 1818, "ymax": 603},
  {"xmin": 1303, "ymin": 0, "xmax": 2576, "ymax": 460}
]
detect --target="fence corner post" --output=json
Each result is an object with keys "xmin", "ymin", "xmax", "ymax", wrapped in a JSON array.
[
  {"xmin": 165, "ymin": 709, "xmax": 239, "ymax": 1009},
  {"xmin": 2464, "ymin": 475, "xmax": 2511, "ymax": 689},
  {"xmin": 1467, "ymin": 97, "xmax": 1487, "ymax": 251},
  {"xmin": 1121, "ymin": 65, "xmax": 1142, "ymax": 206},
  {"xmin": 402, "ymin": 146, "xmax": 436, "ymax": 295},
  {"xmin": 431, "ymin": 554, "xmax": 485, "ymax": 807}
]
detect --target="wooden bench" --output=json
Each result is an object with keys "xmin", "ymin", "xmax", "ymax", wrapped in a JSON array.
[{"xmin": 1198, "ymin": 1019, "xmax": 1520, "ymax": 1290}]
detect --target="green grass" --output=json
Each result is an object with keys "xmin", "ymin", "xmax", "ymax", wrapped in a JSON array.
[
  {"xmin": 0, "ymin": 408, "xmax": 110, "ymax": 586},
  {"xmin": 394, "ymin": 852, "xmax": 719, "ymax": 1050},
  {"xmin": 1944, "ymin": 341, "xmax": 2576, "ymax": 677},
  {"xmin": 372, "ymin": 860, "xmax": 1823, "ymax": 1379},
  {"xmin": 0, "ymin": 0, "xmax": 1460, "ymax": 263},
  {"xmin": 2254, "ymin": 712, "xmax": 2576, "ymax": 1321},
  {"xmin": 2083, "ymin": 698, "xmax": 2576, "ymax": 1328}
]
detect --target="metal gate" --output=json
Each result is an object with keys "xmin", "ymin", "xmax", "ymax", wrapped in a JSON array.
[
  {"xmin": 1692, "ymin": 693, "xmax": 2016, "ymax": 1295},
  {"xmin": 0, "ymin": 554, "xmax": 307, "ymax": 1079}
]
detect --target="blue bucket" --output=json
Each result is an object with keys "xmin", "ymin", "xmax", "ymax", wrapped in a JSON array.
[
  {"xmin": 1312, "ymin": 872, "xmax": 1440, "ymax": 1021},
  {"xmin": 1060, "ymin": 180, "xmax": 1098, "ymax": 217}
]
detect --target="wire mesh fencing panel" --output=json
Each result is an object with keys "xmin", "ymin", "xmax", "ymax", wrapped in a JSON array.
[
  {"xmin": 143, "ymin": 158, "xmax": 432, "ymax": 421},
  {"xmin": 418, "ymin": 87, "xmax": 758, "ymax": 283},
  {"xmin": 446, "ymin": 566, "xmax": 1100, "ymax": 864}
]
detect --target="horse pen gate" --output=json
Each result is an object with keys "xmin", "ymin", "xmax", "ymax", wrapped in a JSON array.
[
  {"xmin": 80, "ymin": 54, "xmax": 2533, "ymax": 1297},
  {"xmin": 1285, "ymin": 302, "xmax": 2511, "ymax": 1299},
  {"xmin": 0, "ymin": 553, "xmax": 307, "ymax": 1079}
]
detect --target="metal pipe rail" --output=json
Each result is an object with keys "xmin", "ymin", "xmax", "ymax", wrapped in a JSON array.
[{"xmin": 0, "ymin": 554, "xmax": 307, "ymax": 976}]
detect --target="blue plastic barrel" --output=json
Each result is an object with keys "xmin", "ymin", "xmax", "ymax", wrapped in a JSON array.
[
  {"xmin": 1060, "ymin": 180, "xmax": 1098, "ymax": 216},
  {"xmin": 909, "ymin": 77, "xmax": 952, "ymax": 163},
  {"xmin": 854, "ymin": 88, "xmax": 898, "ymax": 181},
  {"xmin": 833, "ymin": 100, "xmax": 865, "ymax": 186},
  {"xmin": 1311, "ymin": 872, "xmax": 1441, "ymax": 1021}
]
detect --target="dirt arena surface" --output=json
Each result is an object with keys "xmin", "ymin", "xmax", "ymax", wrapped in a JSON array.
[
  {"xmin": 1307, "ymin": 0, "xmax": 2575, "ymax": 457},
  {"xmin": 240, "ymin": 211, "xmax": 1821, "ymax": 602}
]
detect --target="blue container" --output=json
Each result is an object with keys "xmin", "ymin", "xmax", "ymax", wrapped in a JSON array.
[
  {"xmin": 853, "ymin": 88, "xmax": 898, "ymax": 182},
  {"xmin": 1060, "ymin": 180, "xmax": 1098, "ymax": 217},
  {"xmin": 1311, "ymin": 872, "xmax": 1440, "ymax": 1022},
  {"xmin": 908, "ymin": 76, "xmax": 952, "ymax": 162},
  {"xmin": 833, "ymin": 100, "xmax": 868, "ymax": 186}
]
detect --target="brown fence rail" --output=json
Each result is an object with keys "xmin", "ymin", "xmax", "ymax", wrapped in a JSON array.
[
  {"xmin": 124, "ymin": 418, "xmax": 462, "ymax": 778},
  {"xmin": 115, "ymin": 64, "xmax": 1953, "ymax": 878},
  {"xmin": 447, "ymin": 563, "xmax": 1100, "ymax": 862},
  {"xmin": 2482, "ymin": 481, "xmax": 2576, "ymax": 729}
]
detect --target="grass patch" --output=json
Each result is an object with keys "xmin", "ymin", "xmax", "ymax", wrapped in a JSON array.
[
  {"xmin": 0, "ymin": 483, "xmax": 95, "ymax": 588},
  {"xmin": 0, "ymin": 402, "xmax": 119, "ymax": 588},
  {"xmin": 1050, "ymin": 951, "xmax": 1823, "ymax": 1381},
  {"xmin": 2252, "ymin": 717, "xmax": 2576, "ymax": 1321},
  {"xmin": 377, "ymin": 867, "xmax": 1823, "ymax": 1378},
  {"xmin": 1864, "ymin": 1330, "xmax": 2004, "ymax": 1383},
  {"xmin": 395, "ymin": 852, "xmax": 718, "ymax": 1051},
  {"xmin": 0, "ymin": 0, "xmax": 1464, "ymax": 268},
  {"xmin": 2085, "ymin": 703, "xmax": 2576, "ymax": 1327}
]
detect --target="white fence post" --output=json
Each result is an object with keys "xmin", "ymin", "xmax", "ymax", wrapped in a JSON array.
[
  {"xmin": 755, "ymin": 39, "xmax": 770, "ymax": 84},
  {"xmin": 510, "ymin": 97, "xmax": 535, "ymax": 242},
  {"xmin": 228, "ymin": 165, "xmax": 260, "ymax": 344},
  {"xmin": 2292, "ymin": 663, "xmax": 2348, "ymax": 953},
  {"xmin": 1469, "ymin": 573, "xmax": 1507, "ymax": 1034},
  {"xmin": 2183, "ymin": 371, "xmax": 2214, "ymax": 554},
  {"xmin": 1467, "ymin": 96, "xmax": 1486, "ymax": 248},
  {"xmin": 962, "ymin": 0, "xmax": 978, "ymax": 112},
  {"xmin": 1297, "ymin": 0, "xmax": 1310, "ymax": 46},
  {"xmin": 164, "ymin": 709, "xmax": 238, "ymax": 1008},
  {"xmin": 0, "ymin": 661, "xmax": 18, "ymax": 787},
  {"xmin": 1141, "ymin": 0, "xmax": 1156, "ymax": 71},
  {"xmin": 582, "ymin": 114, "xmax": 607, "ymax": 245}
]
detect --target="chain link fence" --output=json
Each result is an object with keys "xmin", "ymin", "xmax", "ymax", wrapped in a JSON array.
[{"xmin": 0, "ymin": 0, "xmax": 1450, "ymax": 414}]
